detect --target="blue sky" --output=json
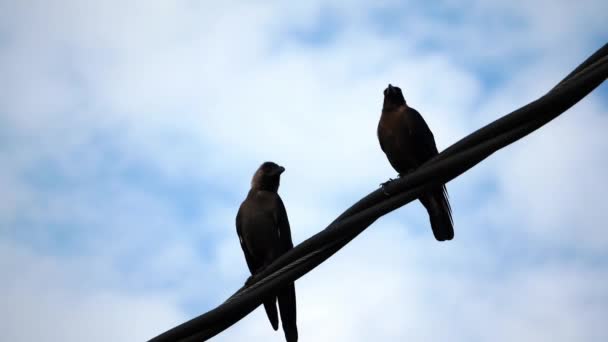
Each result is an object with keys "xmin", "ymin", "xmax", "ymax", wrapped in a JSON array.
[{"xmin": 1, "ymin": 1, "xmax": 607, "ymax": 341}]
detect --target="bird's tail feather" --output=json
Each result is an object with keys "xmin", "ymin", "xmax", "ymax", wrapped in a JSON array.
[
  {"xmin": 429, "ymin": 209, "xmax": 454, "ymax": 241},
  {"xmin": 263, "ymin": 297, "xmax": 279, "ymax": 331},
  {"xmin": 278, "ymin": 283, "xmax": 298, "ymax": 342},
  {"xmin": 421, "ymin": 186, "xmax": 454, "ymax": 241}
]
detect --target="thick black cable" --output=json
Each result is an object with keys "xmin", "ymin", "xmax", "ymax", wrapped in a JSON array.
[
  {"xmin": 148, "ymin": 43, "xmax": 607, "ymax": 342},
  {"xmin": 154, "ymin": 44, "xmax": 604, "ymax": 342}
]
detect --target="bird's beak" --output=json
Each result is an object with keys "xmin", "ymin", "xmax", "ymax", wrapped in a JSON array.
[
  {"xmin": 270, "ymin": 166, "xmax": 285, "ymax": 176},
  {"xmin": 385, "ymin": 84, "xmax": 394, "ymax": 96}
]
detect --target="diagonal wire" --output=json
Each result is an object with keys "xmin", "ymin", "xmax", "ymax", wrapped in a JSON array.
[{"xmin": 148, "ymin": 43, "xmax": 608, "ymax": 342}]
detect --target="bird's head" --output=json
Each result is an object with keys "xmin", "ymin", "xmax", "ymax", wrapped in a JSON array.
[
  {"xmin": 383, "ymin": 84, "xmax": 406, "ymax": 108},
  {"xmin": 251, "ymin": 161, "xmax": 285, "ymax": 192}
]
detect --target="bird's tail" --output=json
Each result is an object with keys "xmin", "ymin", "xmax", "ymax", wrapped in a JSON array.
[
  {"xmin": 420, "ymin": 186, "xmax": 454, "ymax": 241},
  {"xmin": 278, "ymin": 283, "xmax": 298, "ymax": 342},
  {"xmin": 263, "ymin": 297, "xmax": 279, "ymax": 331}
]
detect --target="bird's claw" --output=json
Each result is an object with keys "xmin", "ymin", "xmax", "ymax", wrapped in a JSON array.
[
  {"xmin": 245, "ymin": 265, "xmax": 269, "ymax": 286},
  {"xmin": 380, "ymin": 178, "xmax": 395, "ymax": 196}
]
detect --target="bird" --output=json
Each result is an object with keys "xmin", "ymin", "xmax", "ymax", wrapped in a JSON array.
[
  {"xmin": 377, "ymin": 84, "xmax": 454, "ymax": 241},
  {"xmin": 236, "ymin": 161, "xmax": 298, "ymax": 342}
]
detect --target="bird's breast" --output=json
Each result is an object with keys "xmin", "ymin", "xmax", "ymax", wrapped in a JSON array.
[{"xmin": 240, "ymin": 206, "xmax": 280, "ymax": 255}]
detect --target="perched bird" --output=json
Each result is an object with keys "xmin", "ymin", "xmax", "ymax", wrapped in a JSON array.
[
  {"xmin": 377, "ymin": 84, "xmax": 454, "ymax": 241},
  {"xmin": 236, "ymin": 161, "xmax": 298, "ymax": 342}
]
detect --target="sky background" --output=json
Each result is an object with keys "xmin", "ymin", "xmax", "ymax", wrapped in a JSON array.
[{"xmin": 1, "ymin": 1, "xmax": 607, "ymax": 341}]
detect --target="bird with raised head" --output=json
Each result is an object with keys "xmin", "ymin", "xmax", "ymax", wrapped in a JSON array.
[{"xmin": 377, "ymin": 84, "xmax": 454, "ymax": 241}]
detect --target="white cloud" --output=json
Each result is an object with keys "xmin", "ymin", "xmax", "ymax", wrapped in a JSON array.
[
  {"xmin": 493, "ymin": 101, "xmax": 608, "ymax": 250},
  {"xmin": 0, "ymin": 242, "xmax": 186, "ymax": 342},
  {"xmin": 0, "ymin": 0, "xmax": 607, "ymax": 341}
]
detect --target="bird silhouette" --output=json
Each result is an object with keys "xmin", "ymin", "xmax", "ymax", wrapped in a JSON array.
[
  {"xmin": 377, "ymin": 84, "xmax": 454, "ymax": 241},
  {"xmin": 236, "ymin": 161, "xmax": 298, "ymax": 341}
]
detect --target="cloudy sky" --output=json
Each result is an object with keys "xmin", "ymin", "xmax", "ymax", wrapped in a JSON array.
[{"xmin": 1, "ymin": 1, "xmax": 607, "ymax": 341}]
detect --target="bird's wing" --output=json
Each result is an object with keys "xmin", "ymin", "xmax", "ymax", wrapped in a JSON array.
[
  {"xmin": 236, "ymin": 205, "xmax": 258, "ymax": 274},
  {"xmin": 274, "ymin": 195, "xmax": 294, "ymax": 252},
  {"xmin": 274, "ymin": 195, "xmax": 299, "ymax": 341},
  {"xmin": 408, "ymin": 107, "xmax": 453, "ymax": 232},
  {"xmin": 408, "ymin": 107, "xmax": 439, "ymax": 162}
]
